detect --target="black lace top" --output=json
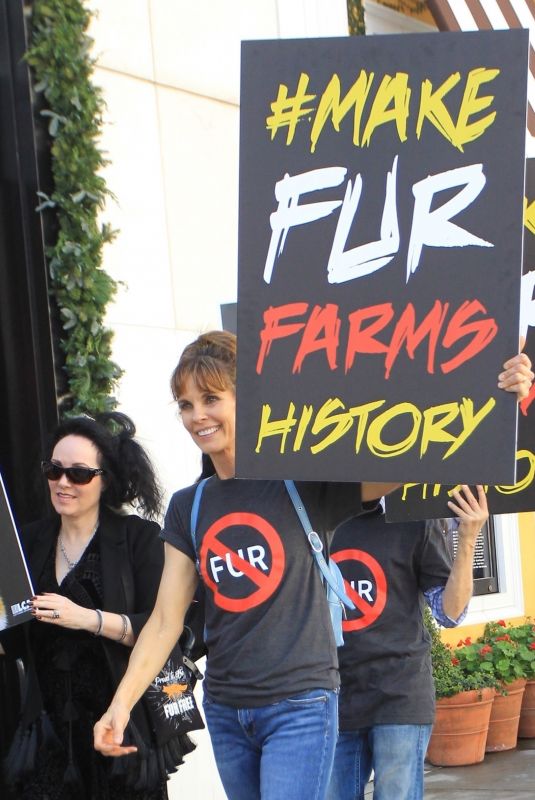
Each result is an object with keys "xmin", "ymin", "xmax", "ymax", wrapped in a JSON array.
[{"xmin": 20, "ymin": 532, "xmax": 168, "ymax": 800}]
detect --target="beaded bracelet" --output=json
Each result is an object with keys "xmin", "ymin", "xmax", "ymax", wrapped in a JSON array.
[
  {"xmin": 94, "ymin": 608, "xmax": 103, "ymax": 637},
  {"xmin": 117, "ymin": 613, "xmax": 128, "ymax": 643}
]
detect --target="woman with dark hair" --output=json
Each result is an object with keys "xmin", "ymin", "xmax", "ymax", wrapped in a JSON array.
[
  {"xmin": 94, "ymin": 333, "xmax": 533, "ymax": 800},
  {"xmin": 2, "ymin": 412, "xmax": 193, "ymax": 800}
]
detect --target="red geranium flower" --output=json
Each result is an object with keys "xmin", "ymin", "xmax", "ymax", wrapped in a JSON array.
[
  {"xmin": 479, "ymin": 645, "xmax": 492, "ymax": 656},
  {"xmin": 529, "ymin": 642, "xmax": 535, "ymax": 651},
  {"xmin": 451, "ymin": 657, "xmax": 460, "ymax": 666},
  {"xmin": 497, "ymin": 620, "xmax": 506, "ymax": 627}
]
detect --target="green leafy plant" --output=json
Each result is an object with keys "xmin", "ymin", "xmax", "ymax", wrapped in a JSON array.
[
  {"xmin": 479, "ymin": 619, "xmax": 535, "ymax": 682},
  {"xmin": 25, "ymin": 0, "xmax": 122, "ymax": 415},
  {"xmin": 424, "ymin": 607, "xmax": 496, "ymax": 698},
  {"xmin": 454, "ymin": 619, "xmax": 533, "ymax": 689},
  {"xmin": 347, "ymin": 1, "xmax": 365, "ymax": 36}
]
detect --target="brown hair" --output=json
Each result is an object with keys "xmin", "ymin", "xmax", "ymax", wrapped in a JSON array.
[{"xmin": 170, "ymin": 330, "xmax": 237, "ymax": 400}]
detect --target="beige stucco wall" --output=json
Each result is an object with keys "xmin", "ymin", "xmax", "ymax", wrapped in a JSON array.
[{"xmin": 87, "ymin": 2, "xmax": 349, "ymax": 796}]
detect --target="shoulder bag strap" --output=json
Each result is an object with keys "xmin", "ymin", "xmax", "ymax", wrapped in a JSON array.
[
  {"xmin": 284, "ymin": 479, "xmax": 354, "ymax": 609},
  {"xmin": 190, "ymin": 477, "xmax": 210, "ymax": 570}
]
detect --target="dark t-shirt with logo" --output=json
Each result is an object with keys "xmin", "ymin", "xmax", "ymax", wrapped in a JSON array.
[
  {"xmin": 332, "ymin": 506, "xmax": 452, "ymax": 729},
  {"xmin": 162, "ymin": 477, "xmax": 361, "ymax": 707}
]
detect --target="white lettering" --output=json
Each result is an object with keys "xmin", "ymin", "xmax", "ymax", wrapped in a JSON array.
[
  {"xmin": 349, "ymin": 579, "xmax": 373, "ymax": 602},
  {"xmin": 328, "ymin": 156, "xmax": 399, "ymax": 284},
  {"xmin": 406, "ymin": 163, "xmax": 492, "ymax": 280},
  {"xmin": 210, "ymin": 547, "xmax": 269, "ymax": 581},
  {"xmin": 264, "ymin": 167, "xmax": 346, "ymax": 283}
]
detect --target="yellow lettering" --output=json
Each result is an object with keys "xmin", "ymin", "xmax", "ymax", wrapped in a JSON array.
[
  {"xmin": 495, "ymin": 449, "xmax": 535, "ymax": 494},
  {"xmin": 255, "ymin": 403, "xmax": 297, "ymax": 453},
  {"xmin": 454, "ymin": 67, "xmax": 499, "ymax": 150},
  {"xmin": 361, "ymin": 73, "xmax": 411, "ymax": 147},
  {"xmin": 367, "ymin": 402, "xmax": 422, "ymax": 457},
  {"xmin": 265, "ymin": 73, "xmax": 316, "ymax": 145},
  {"xmin": 419, "ymin": 403, "xmax": 459, "ymax": 456},
  {"xmin": 310, "ymin": 398, "xmax": 355, "ymax": 454},
  {"xmin": 443, "ymin": 397, "xmax": 496, "ymax": 458},
  {"xmin": 351, "ymin": 400, "xmax": 386, "ymax": 452},
  {"xmin": 294, "ymin": 405, "xmax": 314, "ymax": 451},
  {"xmin": 416, "ymin": 72, "xmax": 461, "ymax": 148},
  {"xmin": 310, "ymin": 71, "xmax": 375, "ymax": 153},
  {"xmin": 524, "ymin": 195, "xmax": 535, "ymax": 236}
]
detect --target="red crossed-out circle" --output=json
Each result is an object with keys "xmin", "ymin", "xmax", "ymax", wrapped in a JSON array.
[
  {"xmin": 200, "ymin": 512, "xmax": 285, "ymax": 612},
  {"xmin": 331, "ymin": 549, "xmax": 387, "ymax": 632}
]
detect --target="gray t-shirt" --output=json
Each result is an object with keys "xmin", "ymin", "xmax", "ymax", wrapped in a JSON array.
[{"xmin": 162, "ymin": 476, "xmax": 361, "ymax": 707}]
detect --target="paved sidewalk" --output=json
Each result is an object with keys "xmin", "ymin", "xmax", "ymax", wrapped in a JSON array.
[{"xmin": 364, "ymin": 739, "xmax": 535, "ymax": 798}]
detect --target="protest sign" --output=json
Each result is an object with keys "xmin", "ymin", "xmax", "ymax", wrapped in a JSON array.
[
  {"xmin": 236, "ymin": 30, "xmax": 528, "ymax": 484},
  {"xmin": 0, "ymin": 473, "xmax": 34, "ymax": 630},
  {"xmin": 387, "ymin": 158, "xmax": 535, "ymax": 520}
]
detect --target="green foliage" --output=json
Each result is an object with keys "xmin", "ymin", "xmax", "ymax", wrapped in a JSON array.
[
  {"xmin": 453, "ymin": 618, "xmax": 535, "ymax": 690},
  {"xmin": 424, "ymin": 607, "xmax": 496, "ymax": 698},
  {"xmin": 478, "ymin": 619, "xmax": 535, "ymax": 683},
  {"xmin": 347, "ymin": 0, "xmax": 427, "ymax": 34},
  {"xmin": 25, "ymin": 0, "xmax": 122, "ymax": 415},
  {"xmin": 347, "ymin": 1, "xmax": 365, "ymax": 36}
]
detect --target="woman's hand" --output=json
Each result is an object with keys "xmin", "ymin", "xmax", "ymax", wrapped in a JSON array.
[
  {"xmin": 94, "ymin": 703, "xmax": 137, "ymax": 757},
  {"xmin": 447, "ymin": 484, "xmax": 489, "ymax": 546},
  {"xmin": 498, "ymin": 351, "xmax": 533, "ymax": 402},
  {"xmin": 31, "ymin": 592, "xmax": 97, "ymax": 633}
]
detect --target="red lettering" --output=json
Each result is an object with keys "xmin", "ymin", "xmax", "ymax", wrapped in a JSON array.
[
  {"xmin": 256, "ymin": 303, "xmax": 309, "ymax": 373},
  {"xmin": 345, "ymin": 304, "xmax": 393, "ymax": 372},
  {"xmin": 520, "ymin": 382, "xmax": 535, "ymax": 417},
  {"xmin": 256, "ymin": 299, "xmax": 496, "ymax": 377},
  {"xmin": 440, "ymin": 300, "xmax": 497, "ymax": 374},
  {"xmin": 293, "ymin": 304, "xmax": 340, "ymax": 373},
  {"xmin": 385, "ymin": 301, "xmax": 449, "ymax": 378}
]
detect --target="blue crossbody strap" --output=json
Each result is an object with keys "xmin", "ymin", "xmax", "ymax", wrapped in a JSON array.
[
  {"xmin": 190, "ymin": 477, "xmax": 210, "ymax": 571},
  {"xmin": 284, "ymin": 479, "xmax": 355, "ymax": 610}
]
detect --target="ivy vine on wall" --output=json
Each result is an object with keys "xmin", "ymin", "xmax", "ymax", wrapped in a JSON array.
[
  {"xmin": 25, "ymin": 0, "xmax": 122, "ymax": 415},
  {"xmin": 347, "ymin": 0, "xmax": 366, "ymax": 35},
  {"xmin": 347, "ymin": 0, "xmax": 427, "ymax": 34}
]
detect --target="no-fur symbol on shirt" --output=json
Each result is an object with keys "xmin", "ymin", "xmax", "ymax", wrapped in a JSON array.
[
  {"xmin": 200, "ymin": 512, "xmax": 286, "ymax": 612},
  {"xmin": 332, "ymin": 549, "xmax": 387, "ymax": 631}
]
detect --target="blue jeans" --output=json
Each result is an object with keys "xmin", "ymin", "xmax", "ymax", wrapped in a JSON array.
[
  {"xmin": 327, "ymin": 724, "xmax": 432, "ymax": 800},
  {"xmin": 203, "ymin": 688, "xmax": 339, "ymax": 800}
]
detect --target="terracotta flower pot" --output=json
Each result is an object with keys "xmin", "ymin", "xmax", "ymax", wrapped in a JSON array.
[
  {"xmin": 485, "ymin": 678, "xmax": 527, "ymax": 752},
  {"xmin": 518, "ymin": 679, "xmax": 535, "ymax": 738},
  {"xmin": 426, "ymin": 687, "xmax": 495, "ymax": 766}
]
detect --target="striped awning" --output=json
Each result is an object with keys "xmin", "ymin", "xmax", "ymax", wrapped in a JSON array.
[{"xmin": 427, "ymin": 0, "xmax": 535, "ymax": 146}]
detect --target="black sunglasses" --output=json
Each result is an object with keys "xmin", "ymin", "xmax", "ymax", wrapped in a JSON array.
[{"xmin": 41, "ymin": 460, "xmax": 105, "ymax": 485}]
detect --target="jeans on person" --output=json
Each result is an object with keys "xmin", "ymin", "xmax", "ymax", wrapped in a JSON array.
[
  {"xmin": 203, "ymin": 687, "xmax": 339, "ymax": 800},
  {"xmin": 327, "ymin": 723, "xmax": 433, "ymax": 800}
]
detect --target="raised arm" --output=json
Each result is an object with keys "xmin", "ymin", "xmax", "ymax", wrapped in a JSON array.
[
  {"xmin": 93, "ymin": 545, "xmax": 198, "ymax": 756},
  {"xmin": 441, "ymin": 485, "xmax": 488, "ymax": 621}
]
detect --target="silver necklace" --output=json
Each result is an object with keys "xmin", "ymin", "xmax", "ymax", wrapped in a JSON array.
[{"xmin": 58, "ymin": 521, "xmax": 99, "ymax": 571}]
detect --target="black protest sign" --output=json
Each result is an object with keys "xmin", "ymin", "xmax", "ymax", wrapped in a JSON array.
[
  {"xmin": 0, "ymin": 473, "xmax": 34, "ymax": 630},
  {"xmin": 236, "ymin": 31, "xmax": 528, "ymax": 484},
  {"xmin": 386, "ymin": 158, "xmax": 535, "ymax": 521}
]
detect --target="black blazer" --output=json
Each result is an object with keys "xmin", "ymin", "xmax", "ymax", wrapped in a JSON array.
[
  {"xmin": 21, "ymin": 507, "xmax": 163, "ymax": 639},
  {"xmin": 2, "ymin": 507, "xmax": 164, "ymax": 734}
]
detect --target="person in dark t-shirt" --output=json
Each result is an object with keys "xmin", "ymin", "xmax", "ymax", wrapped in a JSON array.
[
  {"xmin": 93, "ymin": 331, "xmax": 401, "ymax": 800},
  {"xmin": 327, "ymin": 485, "xmax": 488, "ymax": 800},
  {"xmin": 94, "ymin": 330, "xmax": 532, "ymax": 800}
]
